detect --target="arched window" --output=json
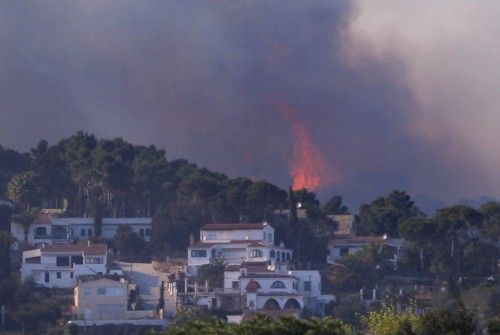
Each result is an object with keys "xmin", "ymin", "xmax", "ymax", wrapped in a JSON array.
[
  {"xmin": 250, "ymin": 249, "xmax": 263, "ymax": 258},
  {"xmin": 270, "ymin": 250, "xmax": 276, "ymax": 258},
  {"xmin": 271, "ymin": 280, "xmax": 286, "ymax": 289},
  {"xmin": 276, "ymin": 251, "xmax": 281, "ymax": 261}
]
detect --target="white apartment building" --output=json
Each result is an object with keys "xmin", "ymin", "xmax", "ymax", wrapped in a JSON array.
[
  {"xmin": 223, "ymin": 261, "xmax": 333, "ymax": 314},
  {"xmin": 11, "ymin": 215, "xmax": 152, "ymax": 246},
  {"xmin": 21, "ymin": 243, "xmax": 108, "ymax": 288},
  {"xmin": 187, "ymin": 223, "xmax": 292, "ymax": 273}
]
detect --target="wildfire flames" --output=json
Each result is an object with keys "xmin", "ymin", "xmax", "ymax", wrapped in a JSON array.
[{"xmin": 273, "ymin": 100, "xmax": 339, "ymax": 191}]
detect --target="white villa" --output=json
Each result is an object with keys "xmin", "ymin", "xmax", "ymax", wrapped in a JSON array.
[
  {"xmin": 223, "ymin": 261, "xmax": 333, "ymax": 314},
  {"xmin": 181, "ymin": 222, "xmax": 334, "ymax": 317},
  {"xmin": 21, "ymin": 243, "xmax": 108, "ymax": 288},
  {"xmin": 11, "ymin": 214, "xmax": 152, "ymax": 246},
  {"xmin": 187, "ymin": 222, "xmax": 292, "ymax": 274}
]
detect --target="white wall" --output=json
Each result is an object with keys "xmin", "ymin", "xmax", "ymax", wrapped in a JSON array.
[{"xmin": 200, "ymin": 225, "xmax": 274, "ymax": 243}]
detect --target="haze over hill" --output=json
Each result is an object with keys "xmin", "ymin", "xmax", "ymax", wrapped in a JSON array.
[{"xmin": 1, "ymin": 1, "xmax": 499, "ymax": 212}]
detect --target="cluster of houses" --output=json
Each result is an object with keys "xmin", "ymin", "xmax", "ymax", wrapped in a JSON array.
[{"xmin": 10, "ymin": 208, "xmax": 410, "ymax": 328}]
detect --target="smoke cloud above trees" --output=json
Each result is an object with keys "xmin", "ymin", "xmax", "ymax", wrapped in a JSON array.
[{"xmin": 0, "ymin": 1, "xmax": 499, "ymax": 211}]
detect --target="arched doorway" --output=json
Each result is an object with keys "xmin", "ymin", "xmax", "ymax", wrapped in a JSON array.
[
  {"xmin": 283, "ymin": 298, "xmax": 301, "ymax": 310},
  {"xmin": 263, "ymin": 298, "xmax": 280, "ymax": 310}
]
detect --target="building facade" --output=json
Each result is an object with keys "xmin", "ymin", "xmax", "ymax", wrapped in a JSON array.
[
  {"xmin": 21, "ymin": 243, "xmax": 108, "ymax": 288},
  {"xmin": 11, "ymin": 215, "xmax": 152, "ymax": 247},
  {"xmin": 74, "ymin": 277, "xmax": 128, "ymax": 320}
]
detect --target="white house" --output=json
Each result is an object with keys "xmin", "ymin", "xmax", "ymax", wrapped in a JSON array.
[
  {"xmin": 21, "ymin": 243, "xmax": 108, "ymax": 288},
  {"xmin": 187, "ymin": 223, "xmax": 292, "ymax": 273},
  {"xmin": 11, "ymin": 215, "xmax": 152, "ymax": 246}
]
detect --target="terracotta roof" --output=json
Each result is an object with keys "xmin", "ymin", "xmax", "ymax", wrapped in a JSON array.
[
  {"xmin": 225, "ymin": 265, "xmax": 241, "ymax": 272},
  {"xmin": 245, "ymin": 279, "xmax": 261, "ymax": 292},
  {"xmin": 330, "ymin": 235, "xmax": 386, "ymax": 246},
  {"xmin": 202, "ymin": 223, "xmax": 266, "ymax": 231},
  {"xmin": 34, "ymin": 213, "xmax": 52, "ymax": 225},
  {"xmin": 41, "ymin": 243, "xmax": 107, "ymax": 255}
]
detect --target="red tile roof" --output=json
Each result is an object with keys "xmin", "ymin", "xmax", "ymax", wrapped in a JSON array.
[
  {"xmin": 245, "ymin": 279, "xmax": 261, "ymax": 292},
  {"xmin": 41, "ymin": 243, "xmax": 107, "ymax": 255},
  {"xmin": 202, "ymin": 223, "xmax": 266, "ymax": 231}
]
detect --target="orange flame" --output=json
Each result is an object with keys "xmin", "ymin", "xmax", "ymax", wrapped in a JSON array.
[{"xmin": 274, "ymin": 100, "xmax": 339, "ymax": 191}]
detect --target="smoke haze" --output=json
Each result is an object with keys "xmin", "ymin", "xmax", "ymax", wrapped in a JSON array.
[{"xmin": 1, "ymin": 1, "xmax": 499, "ymax": 212}]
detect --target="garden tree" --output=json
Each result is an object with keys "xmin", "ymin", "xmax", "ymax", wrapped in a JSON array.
[
  {"xmin": 479, "ymin": 202, "xmax": 500, "ymax": 243},
  {"xmin": 131, "ymin": 145, "xmax": 174, "ymax": 216},
  {"xmin": 6, "ymin": 171, "xmax": 39, "ymax": 211},
  {"xmin": 462, "ymin": 284, "xmax": 500, "ymax": 332},
  {"xmin": 322, "ymin": 195, "xmax": 349, "ymax": 215},
  {"xmin": 398, "ymin": 216, "xmax": 436, "ymax": 270},
  {"xmin": 16, "ymin": 299, "xmax": 62, "ymax": 334},
  {"xmin": 92, "ymin": 138, "xmax": 135, "ymax": 217},
  {"xmin": 0, "ymin": 144, "xmax": 29, "ymax": 196},
  {"xmin": 163, "ymin": 314, "xmax": 354, "ymax": 335},
  {"xmin": 177, "ymin": 170, "xmax": 224, "ymax": 220},
  {"xmin": 152, "ymin": 203, "xmax": 204, "ymax": 253},
  {"xmin": 245, "ymin": 180, "xmax": 287, "ymax": 221},
  {"xmin": 196, "ymin": 258, "xmax": 226, "ymax": 288},
  {"xmin": 29, "ymin": 140, "xmax": 73, "ymax": 209},
  {"xmin": 463, "ymin": 241, "xmax": 498, "ymax": 277},
  {"xmin": 418, "ymin": 308, "xmax": 475, "ymax": 335},
  {"xmin": 0, "ymin": 231, "xmax": 13, "ymax": 280},
  {"xmin": 113, "ymin": 225, "xmax": 147, "ymax": 259},
  {"xmin": 362, "ymin": 305, "xmax": 421, "ymax": 335},
  {"xmin": 431, "ymin": 206, "xmax": 484, "ymax": 284},
  {"xmin": 61, "ymin": 131, "xmax": 97, "ymax": 215},
  {"xmin": 358, "ymin": 190, "xmax": 423, "ymax": 237},
  {"xmin": 223, "ymin": 177, "xmax": 253, "ymax": 220},
  {"xmin": 12, "ymin": 210, "xmax": 38, "ymax": 244},
  {"xmin": 328, "ymin": 242, "xmax": 392, "ymax": 292}
]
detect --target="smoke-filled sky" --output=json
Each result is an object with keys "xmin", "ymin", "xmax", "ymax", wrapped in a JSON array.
[{"xmin": 1, "ymin": 1, "xmax": 499, "ymax": 212}]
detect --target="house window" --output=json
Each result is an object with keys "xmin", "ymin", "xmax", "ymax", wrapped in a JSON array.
[
  {"xmin": 71, "ymin": 256, "xmax": 83, "ymax": 265},
  {"xmin": 34, "ymin": 227, "xmax": 47, "ymax": 238},
  {"xmin": 250, "ymin": 249, "xmax": 263, "ymax": 258},
  {"xmin": 70, "ymin": 272, "xmax": 74, "ymax": 279},
  {"xmin": 276, "ymin": 251, "xmax": 281, "ymax": 261},
  {"xmin": 293, "ymin": 281, "xmax": 298, "ymax": 290},
  {"xmin": 45, "ymin": 272, "xmax": 50, "ymax": 283},
  {"xmin": 339, "ymin": 248, "xmax": 349, "ymax": 257},
  {"xmin": 232, "ymin": 281, "xmax": 240, "ymax": 289},
  {"xmin": 304, "ymin": 281, "xmax": 311, "ymax": 291},
  {"xmin": 263, "ymin": 233, "xmax": 267, "ymax": 241},
  {"xmin": 271, "ymin": 280, "xmax": 286, "ymax": 289},
  {"xmin": 56, "ymin": 256, "xmax": 70, "ymax": 267},
  {"xmin": 270, "ymin": 250, "xmax": 275, "ymax": 258},
  {"xmin": 145, "ymin": 228, "xmax": 151, "ymax": 237},
  {"xmin": 139, "ymin": 228, "xmax": 145, "ymax": 238},
  {"xmin": 268, "ymin": 234, "xmax": 273, "ymax": 243},
  {"xmin": 57, "ymin": 272, "xmax": 61, "ymax": 279},
  {"xmin": 286, "ymin": 252, "xmax": 291, "ymax": 261},
  {"xmin": 83, "ymin": 287, "xmax": 91, "ymax": 295},
  {"xmin": 97, "ymin": 287, "xmax": 106, "ymax": 295},
  {"xmin": 80, "ymin": 228, "xmax": 86, "ymax": 237},
  {"xmin": 191, "ymin": 250, "xmax": 207, "ymax": 257},
  {"xmin": 85, "ymin": 257, "xmax": 103, "ymax": 264},
  {"xmin": 87, "ymin": 228, "xmax": 93, "ymax": 236}
]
